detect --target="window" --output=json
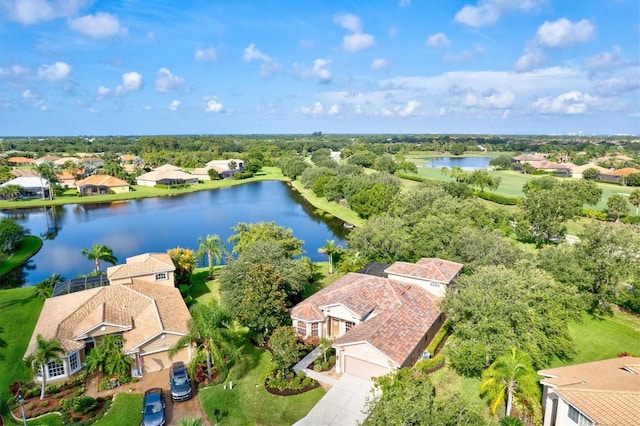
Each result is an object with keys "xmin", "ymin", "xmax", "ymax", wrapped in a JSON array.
[
  {"xmin": 297, "ymin": 321, "xmax": 307, "ymax": 336},
  {"xmin": 47, "ymin": 360, "xmax": 65, "ymax": 378},
  {"xmin": 345, "ymin": 321, "xmax": 355, "ymax": 332},
  {"xmin": 155, "ymin": 272, "xmax": 168, "ymax": 281},
  {"xmin": 69, "ymin": 352, "xmax": 80, "ymax": 373},
  {"xmin": 568, "ymin": 406, "xmax": 593, "ymax": 426},
  {"xmin": 311, "ymin": 323, "xmax": 319, "ymax": 337}
]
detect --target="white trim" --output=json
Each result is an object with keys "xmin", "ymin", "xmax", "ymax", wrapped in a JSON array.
[
  {"xmin": 126, "ymin": 331, "xmax": 186, "ymax": 353},
  {"xmin": 333, "ymin": 340, "xmax": 400, "ymax": 369}
]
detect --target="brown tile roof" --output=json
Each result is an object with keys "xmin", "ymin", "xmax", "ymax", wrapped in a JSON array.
[
  {"xmin": 25, "ymin": 276, "xmax": 190, "ymax": 358},
  {"xmin": 107, "ymin": 253, "xmax": 175, "ymax": 280},
  {"xmin": 154, "ymin": 164, "xmax": 183, "ymax": 171},
  {"xmin": 137, "ymin": 170, "xmax": 196, "ymax": 182},
  {"xmin": 334, "ymin": 281, "xmax": 440, "ymax": 366},
  {"xmin": 7, "ymin": 156, "xmax": 35, "ymax": 164},
  {"xmin": 539, "ymin": 357, "xmax": 640, "ymax": 426},
  {"xmin": 603, "ymin": 167, "xmax": 640, "ymax": 176},
  {"xmin": 11, "ymin": 168, "xmax": 39, "ymax": 178},
  {"xmin": 120, "ymin": 154, "xmax": 136, "ymax": 161},
  {"xmin": 292, "ymin": 268, "xmax": 442, "ymax": 366},
  {"xmin": 76, "ymin": 174, "xmax": 130, "ymax": 188},
  {"xmin": 385, "ymin": 258, "xmax": 463, "ymax": 284},
  {"xmin": 513, "ymin": 154, "xmax": 546, "ymax": 161},
  {"xmin": 56, "ymin": 170, "xmax": 75, "ymax": 180}
]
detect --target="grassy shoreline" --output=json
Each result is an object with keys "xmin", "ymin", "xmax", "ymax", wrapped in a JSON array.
[{"xmin": 0, "ymin": 235, "xmax": 43, "ymax": 278}]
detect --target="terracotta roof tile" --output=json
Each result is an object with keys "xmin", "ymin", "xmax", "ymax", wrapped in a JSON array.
[
  {"xmin": 385, "ymin": 258, "xmax": 463, "ymax": 283},
  {"xmin": 107, "ymin": 253, "xmax": 175, "ymax": 280},
  {"xmin": 603, "ymin": 167, "xmax": 640, "ymax": 176},
  {"xmin": 539, "ymin": 357, "xmax": 640, "ymax": 425},
  {"xmin": 76, "ymin": 174, "xmax": 129, "ymax": 188}
]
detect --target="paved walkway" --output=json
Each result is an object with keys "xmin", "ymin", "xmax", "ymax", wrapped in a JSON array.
[{"xmin": 294, "ymin": 373, "xmax": 374, "ymax": 426}]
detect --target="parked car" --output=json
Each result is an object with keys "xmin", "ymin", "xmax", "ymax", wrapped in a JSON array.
[
  {"xmin": 142, "ymin": 388, "xmax": 166, "ymax": 426},
  {"xmin": 169, "ymin": 361, "xmax": 193, "ymax": 401}
]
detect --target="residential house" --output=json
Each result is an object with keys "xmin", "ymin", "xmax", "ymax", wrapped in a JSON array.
[
  {"xmin": 35, "ymin": 155, "xmax": 60, "ymax": 165},
  {"xmin": 136, "ymin": 169, "xmax": 199, "ymax": 187},
  {"xmin": 567, "ymin": 164, "xmax": 610, "ymax": 179},
  {"xmin": 80, "ymin": 156, "xmax": 105, "ymax": 169},
  {"xmin": 291, "ymin": 258, "xmax": 463, "ymax": 379},
  {"xmin": 76, "ymin": 174, "xmax": 130, "ymax": 196},
  {"xmin": 538, "ymin": 356, "xmax": 640, "ymax": 426},
  {"xmin": 0, "ymin": 176, "xmax": 50, "ymax": 199},
  {"xmin": 7, "ymin": 156, "xmax": 35, "ymax": 166},
  {"xmin": 597, "ymin": 167, "xmax": 640, "ymax": 185},
  {"xmin": 53, "ymin": 157, "xmax": 82, "ymax": 167},
  {"xmin": 204, "ymin": 159, "xmax": 245, "ymax": 178},
  {"xmin": 56, "ymin": 170, "xmax": 77, "ymax": 188},
  {"xmin": 10, "ymin": 168, "xmax": 40, "ymax": 178},
  {"xmin": 24, "ymin": 253, "xmax": 192, "ymax": 383}
]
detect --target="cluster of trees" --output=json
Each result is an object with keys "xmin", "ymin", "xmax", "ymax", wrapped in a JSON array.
[{"xmin": 0, "ymin": 218, "xmax": 29, "ymax": 257}]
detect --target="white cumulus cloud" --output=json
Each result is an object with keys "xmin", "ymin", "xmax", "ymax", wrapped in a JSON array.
[
  {"xmin": 371, "ymin": 58, "xmax": 389, "ymax": 71},
  {"xmin": 155, "ymin": 68, "xmax": 184, "ymax": 93},
  {"xmin": 169, "ymin": 100, "xmax": 181, "ymax": 111},
  {"xmin": 96, "ymin": 85, "xmax": 110, "ymax": 100},
  {"xmin": 205, "ymin": 97, "xmax": 223, "ymax": 112},
  {"xmin": 68, "ymin": 12, "xmax": 127, "ymax": 38},
  {"xmin": 299, "ymin": 101, "xmax": 324, "ymax": 116},
  {"xmin": 531, "ymin": 90, "xmax": 597, "ymax": 115},
  {"xmin": 1, "ymin": 0, "xmax": 91, "ymax": 25},
  {"xmin": 294, "ymin": 58, "xmax": 332, "ymax": 83},
  {"xmin": 243, "ymin": 43, "xmax": 280, "ymax": 77},
  {"xmin": 195, "ymin": 47, "xmax": 218, "ymax": 61},
  {"xmin": 398, "ymin": 100, "xmax": 420, "ymax": 116},
  {"xmin": 37, "ymin": 61, "xmax": 70, "ymax": 81},
  {"xmin": 342, "ymin": 33, "xmax": 375, "ymax": 53},
  {"xmin": 535, "ymin": 18, "xmax": 595, "ymax": 48},
  {"xmin": 328, "ymin": 104, "xmax": 341, "ymax": 115},
  {"xmin": 116, "ymin": 71, "xmax": 142, "ymax": 94},
  {"xmin": 455, "ymin": 0, "xmax": 546, "ymax": 27},
  {"xmin": 333, "ymin": 13, "xmax": 362, "ymax": 32},
  {"xmin": 426, "ymin": 33, "xmax": 451, "ymax": 48},
  {"xmin": 514, "ymin": 48, "xmax": 546, "ymax": 72}
]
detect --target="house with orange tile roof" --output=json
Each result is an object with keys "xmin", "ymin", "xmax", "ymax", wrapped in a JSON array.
[
  {"xmin": 24, "ymin": 253, "xmax": 192, "ymax": 382},
  {"xmin": 7, "ymin": 156, "xmax": 35, "ymax": 165},
  {"xmin": 56, "ymin": 170, "xmax": 76, "ymax": 188},
  {"xmin": 538, "ymin": 356, "xmax": 640, "ymax": 426},
  {"xmin": 291, "ymin": 258, "xmax": 463, "ymax": 379},
  {"xmin": 76, "ymin": 174, "xmax": 130, "ymax": 196},
  {"xmin": 597, "ymin": 167, "xmax": 640, "ymax": 185}
]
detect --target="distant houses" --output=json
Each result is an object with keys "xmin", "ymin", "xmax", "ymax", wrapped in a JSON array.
[
  {"xmin": 76, "ymin": 174, "xmax": 131, "ymax": 196},
  {"xmin": 136, "ymin": 164, "xmax": 199, "ymax": 187},
  {"xmin": 0, "ymin": 176, "xmax": 50, "ymax": 199}
]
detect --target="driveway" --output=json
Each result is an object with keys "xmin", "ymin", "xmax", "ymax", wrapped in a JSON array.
[
  {"xmin": 140, "ymin": 370, "xmax": 212, "ymax": 426},
  {"xmin": 294, "ymin": 374, "xmax": 374, "ymax": 426}
]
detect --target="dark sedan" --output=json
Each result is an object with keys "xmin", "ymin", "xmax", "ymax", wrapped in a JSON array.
[{"xmin": 142, "ymin": 387, "xmax": 166, "ymax": 426}]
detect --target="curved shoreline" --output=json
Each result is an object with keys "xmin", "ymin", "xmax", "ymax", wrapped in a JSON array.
[{"xmin": 0, "ymin": 235, "xmax": 43, "ymax": 279}]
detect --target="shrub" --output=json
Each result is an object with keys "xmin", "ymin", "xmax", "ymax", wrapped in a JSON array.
[
  {"xmin": 39, "ymin": 400, "xmax": 50, "ymax": 407},
  {"xmin": 427, "ymin": 321, "xmax": 450, "ymax": 355},
  {"xmin": 232, "ymin": 171, "xmax": 254, "ymax": 180},
  {"xmin": 396, "ymin": 172, "xmax": 427, "ymax": 183},
  {"xmin": 476, "ymin": 190, "xmax": 520, "ymax": 205},
  {"xmin": 314, "ymin": 364, "xmax": 323, "ymax": 372},
  {"xmin": 321, "ymin": 361, "xmax": 329, "ymax": 371},
  {"xmin": 296, "ymin": 370, "xmax": 306, "ymax": 378},
  {"xmin": 415, "ymin": 353, "xmax": 445, "ymax": 373},
  {"xmin": 73, "ymin": 396, "xmax": 98, "ymax": 414},
  {"xmin": 329, "ymin": 355, "xmax": 336, "ymax": 365},
  {"xmin": 581, "ymin": 208, "xmax": 608, "ymax": 221},
  {"xmin": 621, "ymin": 215, "xmax": 640, "ymax": 225}
]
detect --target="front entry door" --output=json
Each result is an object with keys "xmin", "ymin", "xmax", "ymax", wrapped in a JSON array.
[{"xmin": 331, "ymin": 318, "xmax": 340, "ymax": 337}]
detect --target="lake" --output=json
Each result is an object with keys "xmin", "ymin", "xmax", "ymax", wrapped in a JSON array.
[
  {"xmin": 423, "ymin": 156, "xmax": 491, "ymax": 170},
  {"xmin": 0, "ymin": 181, "xmax": 349, "ymax": 287}
]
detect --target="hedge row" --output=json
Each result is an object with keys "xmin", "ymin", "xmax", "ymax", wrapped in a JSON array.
[
  {"xmin": 621, "ymin": 215, "xmax": 640, "ymax": 224},
  {"xmin": 396, "ymin": 172, "xmax": 428, "ymax": 183},
  {"xmin": 427, "ymin": 321, "xmax": 450, "ymax": 355},
  {"xmin": 414, "ymin": 353, "xmax": 445, "ymax": 374},
  {"xmin": 476, "ymin": 190, "xmax": 521, "ymax": 205}
]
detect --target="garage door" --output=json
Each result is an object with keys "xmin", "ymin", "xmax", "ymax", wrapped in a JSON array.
[
  {"xmin": 142, "ymin": 351, "xmax": 172, "ymax": 374},
  {"xmin": 344, "ymin": 356, "xmax": 389, "ymax": 379}
]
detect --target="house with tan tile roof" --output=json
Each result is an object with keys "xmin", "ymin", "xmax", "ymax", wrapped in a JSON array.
[
  {"xmin": 538, "ymin": 356, "xmax": 640, "ymax": 426},
  {"xmin": 136, "ymin": 168, "xmax": 199, "ymax": 187},
  {"xmin": 291, "ymin": 258, "xmax": 462, "ymax": 379},
  {"xmin": 24, "ymin": 253, "xmax": 192, "ymax": 383},
  {"xmin": 76, "ymin": 174, "xmax": 130, "ymax": 196}
]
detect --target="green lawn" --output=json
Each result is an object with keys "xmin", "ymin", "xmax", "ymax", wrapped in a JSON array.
[
  {"xmin": 548, "ymin": 309, "xmax": 640, "ymax": 367},
  {"xmin": 290, "ymin": 180, "xmax": 365, "ymax": 227},
  {"xmin": 93, "ymin": 393, "xmax": 142, "ymax": 426},
  {"xmin": 5, "ymin": 412, "xmax": 63, "ymax": 425},
  {"xmin": 0, "ymin": 236, "xmax": 43, "ymax": 277},
  {"xmin": 199, "ymin": 344, "xmax": 325, "ymax": 426},
  {"xmin": 0, "ymin": 286, "xmax": 45, "ymax": 415}
]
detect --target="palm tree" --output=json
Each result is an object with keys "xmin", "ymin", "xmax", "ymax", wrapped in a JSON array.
[
  {"xmin": 337, "ymin": 250, "xmax": 366, "ymax": 273},
  {"xmin": 195, "ymin": 234, "xmax": 228, "ymax": 279},
  {"xmin": 480, "ymin": 347, "xmax": 540, "ymax": 418},
  {"xmin": 630, "ymin": 189, "xmax": 640, "ymax": 215},
  {"xmin": 169, "ymin": 300, "xmax": 238, "ymax": 382},
  {"xmin": 33, "ymin": 274, "xmax": 64, "ymax": 299},
  {"xmin": 318, "ymin": 239, "xmax": 342, "ymax": 274},
  {"xmin": 500, "ymin": 416, "xmax": 524, "ymax": 426},
  {"xmin": 24, "ymin": 334, "xmax": 65, "ymax": 400},
  {"xmin": 81, "ymin": 244, "xmax": 117, "ymax": 272}
]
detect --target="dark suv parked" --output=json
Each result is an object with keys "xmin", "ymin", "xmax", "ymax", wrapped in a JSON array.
[{"xmin": 169, "ymin": 361, "xmax": 193, "ymax": 402}]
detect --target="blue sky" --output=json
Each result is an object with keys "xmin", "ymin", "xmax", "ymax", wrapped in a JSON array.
[{"xmin": 1, "ymin": 0, "xmax": 638, "ymax": 136}]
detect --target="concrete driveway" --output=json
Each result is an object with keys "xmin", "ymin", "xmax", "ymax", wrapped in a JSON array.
[{"xmin": 294, "ymin": 374, "xmax": 374, "ymax": 426}]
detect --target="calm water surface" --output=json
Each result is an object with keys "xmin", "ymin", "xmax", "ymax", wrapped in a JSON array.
[
  {"xmin": 424, "ymin": 156, "xmax": 491, "ymax": 170},
  {"xmin": 1, "ymin": 181, "xmax": 348, "ymax": 286}
]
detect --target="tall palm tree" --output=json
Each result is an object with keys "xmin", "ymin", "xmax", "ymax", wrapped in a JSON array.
[
  {"xmin": 169, "ymin": 300, "xmax": 238, "ymax": 382},
  {"xmin": 81, "ymin": 244, "xmax": 117, "ymax": 272},
  {"xmin": 318, "ymin": 239, "xmax": 342, "ymax": 274},
  {"xmin": 24, "ymin": 334, "xmax": 65, "ymax": 400},
  {"xmin": 195, "ymin": 234, "xmax": 228, "ymax": 279},
  {"xmin": 480, "ymin": 347, "xmax": 540, "ymax": 418},
  {"xmin": 337, "ymin": 250, "xmax": 366, "ymax": 273},
  {"xmin": 630, "ymin": 189, "xmax": 640, "ymax": 215}
]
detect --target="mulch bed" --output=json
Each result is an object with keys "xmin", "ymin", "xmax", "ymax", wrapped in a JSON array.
[
  {"xmin": 12, "ymin": 387, "xmax": 107, "ymax": 424},
  {"xmin": 265, "ymin": 381, "xmax": 321, "ymax": 396}
]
